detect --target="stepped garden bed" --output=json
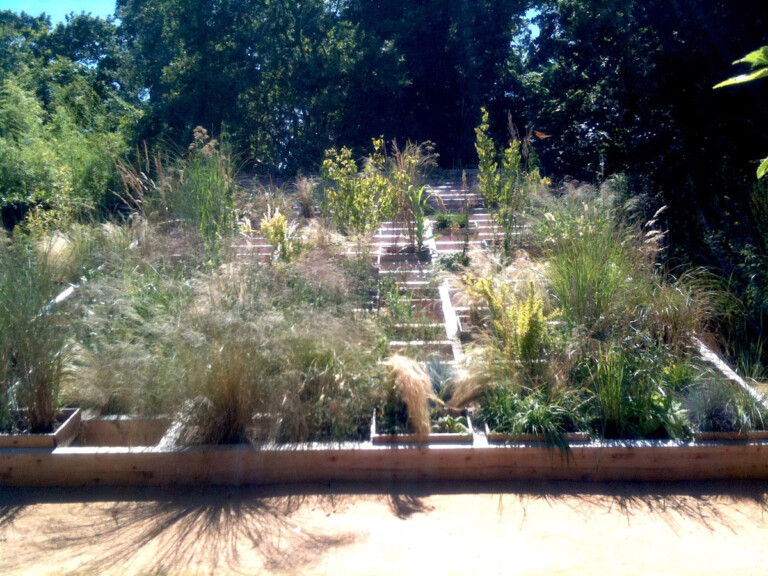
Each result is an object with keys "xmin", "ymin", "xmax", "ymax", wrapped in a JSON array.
[{"xmin": 2, "ymin": 137, "xmax": 768, "ymax": 487}]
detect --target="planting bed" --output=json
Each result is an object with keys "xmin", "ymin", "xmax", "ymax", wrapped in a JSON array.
[
  {"xmin": 4, "ymin": 175, "xmax": 768, "ymax": 488},
  {"xmin": 4, "ymin": 179, "xmax": 768, "ymax": 487}
]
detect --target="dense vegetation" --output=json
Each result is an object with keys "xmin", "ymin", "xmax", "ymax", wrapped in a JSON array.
[{"xmin": 1, "ymin": 1, "xmax": 768, "ymax": 440}]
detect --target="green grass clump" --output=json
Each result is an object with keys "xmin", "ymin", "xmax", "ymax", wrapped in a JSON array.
[
  {"xmin": 175, "ymin": 338, "xmax": 284, "ymax": 445},
  {"xmin": 683, "ymin": 378, "xmax": 767, "ymax": 433},
  {"xmin": 479, "ymin": 385, "xmax": 584, "ymax": 450},
  {"xmin": 165, "ymin": 127, "xmax": 238, "ymax": 258}
]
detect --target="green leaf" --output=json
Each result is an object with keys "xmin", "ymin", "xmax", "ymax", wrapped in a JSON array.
[
  {"xmin": 713, "ymin": 67, "xmax": 768, "ymax": 88},
  {"xmin": 734, "ymin": 47, "xmax": 768, "ymax": 68},
  {"xmin": 758, "ymin": 156, "xmax": 768, "ymax": 180}
]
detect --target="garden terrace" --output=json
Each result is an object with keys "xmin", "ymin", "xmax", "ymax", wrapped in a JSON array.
[{"xmin": 3, "ymin": 165, "xmax": 768, "ymax": 487}]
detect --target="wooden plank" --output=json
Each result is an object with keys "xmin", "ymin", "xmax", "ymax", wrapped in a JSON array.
[
  {"xmin": 438, "ymin": 280, "xmax": 464, "ymax": 364},
  {"xmin": 53, "ymin": 408, "xmax": 81, "ymax": 447},
  {"xmin": 3, "ymin": 441, "xmax": 768, "ymax": 487},
  {"xmin": 0, "ymin": 408, "xmax": 80, "ymax": 449},
  {"xmin": 78, "ymin": 417, "xmax": 171, "ymax": 447}
]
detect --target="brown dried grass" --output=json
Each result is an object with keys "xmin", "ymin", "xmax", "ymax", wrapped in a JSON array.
[{"xmin": 385, "ymin": 355, "xmax": 436, "ymax": 436}]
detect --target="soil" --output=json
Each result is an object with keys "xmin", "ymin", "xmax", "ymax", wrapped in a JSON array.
[
  {"xmin": 0, "ymin": 411, "xmax": 69, "ymax": 435},
  {"xmin": 2, "ymin": 480, "xmax": 768, "ymax": 575}
]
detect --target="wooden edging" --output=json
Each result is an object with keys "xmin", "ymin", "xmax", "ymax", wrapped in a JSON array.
[
  {"xmin": 3, "ymin": 439, "xmax": 768, "ymax": 487},
  {"xmin": 0, "ymin": 408, "xmax": 81, "ymax": 449},
  {"xmin": 371, "ymin": 415, "xmax": 473, "ymax": 445}
]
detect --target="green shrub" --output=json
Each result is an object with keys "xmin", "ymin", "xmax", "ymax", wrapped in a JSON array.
[
  {"xmin": 0, "ymin": 78, "xmax": 127, "ymax": 230},
  {"xmin": 260, "ymin": 207, "xmax": 299, "ymax": 262},
  {"xmin": 320, "ymin": 138, "xmax": 394, "ymax": 236},
  {"xmin": 433, "ymin": 211, "xmax": 469, "ymax": 231},
  {"xmin": 684, "ymin": 379, "xmax": 767, "ymax": 433},
  {"xmin": 475, "ymin": 107, "xmax": 544, "ymax": 253}
]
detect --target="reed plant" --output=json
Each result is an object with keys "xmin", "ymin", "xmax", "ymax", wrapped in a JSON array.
[
  {"xmin": 0, "ymin": 235, "xmax": 69, "ymax": 432},
  {"xmin": 545, "ymin": 204, "xmax": 634, "ymax": 332},
  {"xmin": 168, "ymin": 127, "xmax": 237, "ymax": 258},
  {"xmin": 583, "ymin": 341, "xmax": 688, "ymax": 439},
  {"xmin": 65, "ymin": 224, "xmax": 385, "ymax": 445},
  {"xmin": 294, "ymin": 176, "xmax": 316, "ymax": 219},
  {"xmin": 388, "ymin": 140, "xmax": 438, "ymax": 249},
  {"xmin": 276, "ymin": 330, "xmax": 381, "ymax": 442}
]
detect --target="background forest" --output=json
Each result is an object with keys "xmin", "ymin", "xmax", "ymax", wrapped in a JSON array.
[{"xmin": 1, "ymin": 0, "xmax": 768, "ymax": 370}]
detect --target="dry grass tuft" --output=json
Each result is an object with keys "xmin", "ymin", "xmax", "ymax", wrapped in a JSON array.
[
  {"xmin": 294, "ymin": 176, "xmax": 316, "ymax": 219},
  {"xmin": 385, "ymin": 355, "xmax": 436, "ymax": 436}
]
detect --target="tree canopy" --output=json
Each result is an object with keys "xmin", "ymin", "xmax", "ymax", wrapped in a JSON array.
[{"xmin": 1, "ymin": 1, "xmax": 767, "ymax": 242}]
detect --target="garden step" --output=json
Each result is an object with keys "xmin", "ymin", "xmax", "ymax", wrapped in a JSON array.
[
  {"xmin": 378, "ymin": 268, "xmax": 432, "ymax": 276},
  {"xmin": 378, "ymin": 254, "xmax": 431, "ymax": 265},
  {"xmin": 433, "ymin": 240, "xmax": 485, "ymax": 248},
  {"xmin": 377, "ymin": 262, "xmax": 432, "ymax": 273},
  {"xmin": 390, "ymin": 323, "xmax": 447, "ymax": 340},
  {"xmin": 388, "ymin": 340, "xmax": 455, "ymax": 358}
]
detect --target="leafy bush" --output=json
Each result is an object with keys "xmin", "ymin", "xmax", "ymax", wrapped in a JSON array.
[
  {"xmin": 0, "ymin": 77, "xmax": 128, "ymax": 231},
  {"xmin": 320, "ymin": 138, "xmax": 393, "ymax": 236},
  {"xmin": 260, "ymin": 207, "xmax": 299, "ymax": 262},
  {"xmin": 433, "ymin": 211, "xmax": 469, "ymax": 231},
  {"xmin": 713, "ymin": 46, "xmax": 768, "ymax": 180},
  {"xmin": 465, "ymin": 276, "xmax": 555, "ymax": 386},
  {"xmin": 475, "ymin": 107, "xmax": 545, "ymax": 253}
]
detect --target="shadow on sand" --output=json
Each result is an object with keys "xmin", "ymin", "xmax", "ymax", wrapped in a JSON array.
[{"xmin": 1, "ymin": 479, "xmax": 767, "ymax": 574}]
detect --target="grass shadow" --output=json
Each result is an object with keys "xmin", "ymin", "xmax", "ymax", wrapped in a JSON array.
[
  {"xmin": 431, "ymin": 479, "xmax": 768, "ymax": 534},
  {"xmin": 0, "ymin": 504, "xmax": 23, "ymax": 530},
  {"xmin": 2, "ymin": 479, "xmax": 767, "ymax": 574},
  {"xmin": 1, "ymin": 486, "xmax": 360, "ymax": 575},
  {"xmin": 386, "ymin": 492, "xmax": 433, "ymax": 519}
]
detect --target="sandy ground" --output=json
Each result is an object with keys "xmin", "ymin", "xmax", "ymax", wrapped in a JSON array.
[{"xmin": 1, "ymin": 480, "xmax": 768, "ymax": 575}]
